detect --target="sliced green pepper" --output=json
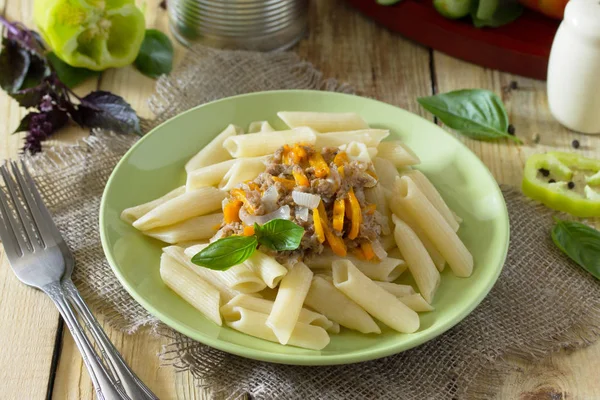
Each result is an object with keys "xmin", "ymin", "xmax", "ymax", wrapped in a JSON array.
[{"xmin": 522, "ymin": 152, "xmax": 600, "ymax": 217}]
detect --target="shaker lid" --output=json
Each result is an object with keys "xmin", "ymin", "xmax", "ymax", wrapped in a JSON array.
[{"xmin": 564, "ymin": 0, "xmax": 600, "ymax": 41}]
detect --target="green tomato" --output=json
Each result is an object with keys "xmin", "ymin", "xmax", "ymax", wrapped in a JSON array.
[
  {"xmin": 433, "ymin": 0, "xmax": 473, "ymax": 19},
  {"xmin": 34, "ymin": 0, "xmax": 145, "ymax": 71}
]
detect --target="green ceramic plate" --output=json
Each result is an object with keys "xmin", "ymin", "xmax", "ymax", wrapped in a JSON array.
[{"xmin": 100, "ymin": 90, "xmax": 509, "ymax": 365}]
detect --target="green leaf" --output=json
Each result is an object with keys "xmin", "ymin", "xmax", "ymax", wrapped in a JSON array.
[
  {"xmin": 255, "ymin": 219, "xmax": 305, "ymax": 251},
  {"xmin": 191, "ymin": 235, "xmax": 258, "ymax": 270},
  {"xmin": 551, "ymin": 219, "xmax": 600, "ymax": 280},
  {"xmin": 0, "ymin": 38, "xmax": 31, "ymax": 93},
  {"xmin": 47, "ymin": 52, "xmax": 99, "ymax": 88},
  {"xmin": 472, "ymin": 3, "xmax": 523, "ymax": 28},
  {"xmin": 134, "ymin": 29, "xmax": 173, "ymax": 79},
  {"xmin": 418, "ymin": 89, "xmax": 521, "ymax": 143}
]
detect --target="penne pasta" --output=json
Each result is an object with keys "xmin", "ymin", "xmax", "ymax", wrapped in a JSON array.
[
  {"xmin": 376, "ymin": 141, "xmax": 421, "ymax": 167},
  {"xmin": 398, "ymin": 294, "xmax": 434, "ymax": 312},
  {"xmin": 219, "ymin": 157, "xmax": 268, "ymax": 191},
  {"xmin": 159, "ymin": 253, "xmax": 222, "ymax": 325},
  {"xmin": 332, "ymin": 260, "xmax": 420, "ymax": 334},
  {"xmin": 388, "ymin": 193, "xmax": 446, "ymax": 272},
  {"xmin": 186, "ymin": 159, "xmax": 237, "ymax": 191},
  {"xmin": 395, "ymin": 176, "xmax": 473, "ymax": 277},
  {"xmin": 221, "ymin": 294, "xmax": 334, "ymax": 331},
  {"xmin": 277, "ymin": 111, "xmax": 369, "ymax": 132},
  {"xmin": 374, "ymin": 281, "xmax": 416, "ymax": 297},
  {"xmin": 372, "ymin": 157, "xmax": 401, "ymax": 189},
  {"xmin": 185, "ymin": 124, "xmax": 241, "ymax": 172},
  {"xmin": 243, "ymin": 250, "xmax": 288, "ymax": 288},
  {"xmin": 314, "ymin": 129, "xmax": 389, "ymax": 149},
  {"xmin": 142, "ymin": 212, "xmax": 223, "ymax": 244},
  {"xmin": 391, "ymin": 215, "xmax": 440, "ymax": 303},
  {"xmin": 304, "ymin": 276, "xmax": 380, "ymax": 334},
  {"xmin": 339, "ymin": 141, "xmax": 377, "ymax": 163},
  {"xmin": 223, "ymin": 306, "xmax": 330, "ymax": 350},
  {"xmin": 133, "ymin": 187, "xmax": 226, "ymax": 231},
  {"xmin": 182, "ymin": 246, "xmax": 266, "ymax": 293},
  {"xmin": 248, "ymin": 120, "xmax": 275, "ymax": 133},
  {"xmin": 365, "ymin": 184, "xmax": 392, "ymax": 235},
  {"xmin": 266, "ymin": 262, "xmax": 313, "ymax": 345},
  {"xmin": 162, "ymin": 246, "xmax": 239, "ymax": 302},
  {"xmin": 223, "ymin": 127, "xmax": 317, "ymax": 158},
  {"xmin": 306, "ymin": 252, "xmax": 406, "ymax": 282},
  {"xmin": 121, "ymin": 186, "xmax": 185, "ymax": 224},
  {"xmin": 401, "ymin": 169, "xmax": 459, "ymax": 231}
]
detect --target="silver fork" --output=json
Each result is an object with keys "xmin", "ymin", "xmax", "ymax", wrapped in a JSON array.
[{"xmin": 0, "ymin": 161, "xmax": 157, "ymax": 400}]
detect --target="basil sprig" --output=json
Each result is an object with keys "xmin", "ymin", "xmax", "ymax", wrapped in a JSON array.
[
  {"xmin": 134, "ymin": 29, "xmax": 174, "ymax": 79},
  {"xmin": 191, "ymin": 219, "xmax": 304, "ymax": 270},
  {"xmin": 552, "ymin": 218, "xmax": 600, "ymax": 280},
  {"xmin": 418, "ymin": 89, "xmax": 522, "ymax": 144}
]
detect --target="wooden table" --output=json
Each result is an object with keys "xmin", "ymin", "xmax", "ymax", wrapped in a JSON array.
[{"xmin": 1, "ymin": 1, "xmax": 599, "ymax": 399}]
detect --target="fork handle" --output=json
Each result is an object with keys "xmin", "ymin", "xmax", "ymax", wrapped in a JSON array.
[
  {"xmin": 43, "ymin": 282, "xmax": 130, "ymax": 400},
  {"xmin": 63, "ymin": 279, "xmax": 159, "ymax": 400}
]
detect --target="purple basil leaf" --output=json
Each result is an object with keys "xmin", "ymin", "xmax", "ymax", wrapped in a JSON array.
[
  {"xmin": 77, "ymin": 91, "xmax": 141, "ymax": 134},
  {"xmin": 13, "ymin": 112, "xmax": 35, "ymax": 134},
  {"xmin": 20, "ymin": 53, "xmax": 51, "ymax": 89},
  {"xmin": 0, "ymin": 38, "xmax": 31, "ymax": 92}
]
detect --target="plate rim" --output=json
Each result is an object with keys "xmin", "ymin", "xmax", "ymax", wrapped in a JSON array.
[{"xmin": 99, "ymin": 89, "xmax": 510, "ymax": 366}]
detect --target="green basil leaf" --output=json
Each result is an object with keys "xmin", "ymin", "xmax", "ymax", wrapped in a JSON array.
[
  {"xmin": 472, "ymin": 3, "xmax": 523, "ymax": 28},
  {"xmin": 191, "ymin": 235, "xmax": 258, "ymax": 270},
  {"xmin": 551, "ymin": 219, "xmax": 600, "ymax": 280},
  {"xmin": 255, "ymin": 219, "xmax": 305, "ymax": 251},
  {"xmin": 47, "ymin": 52, "xmax": 99, "ymax": 88},
  {"xmin": 134, "ymin": 29, "xmax": 173, "ymax": 79},
  {"xmin": 418, "ymin": 89, "xmax": 521, "ymax": 143}
]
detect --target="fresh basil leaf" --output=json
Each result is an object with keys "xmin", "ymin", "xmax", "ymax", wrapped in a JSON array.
[
  {"xmin": 0, "ymin": 38, "xmax": 31, "ymax": 93},
  {"xmin": 47, "ymin": 52, "xmax": 99, "ymax": 88},
  {"xmin": 472, "ymin": 2, "xmax": 523, "ymax": 28},
  {"xmin": 76, "ymin": 90, "xmax": 141, "ymax": 134},
  {"xmin": 134, "ymin": 29, "xmax": 173, "ymax": 79},
  {"xmin": 255, "ymin": 219, "xmax": 305, "ymax": 251},
  {"xmin": 552, "ymin": 219, "xmax": 600, "ymax": 280},
  {"xmin": 418, "ymin": 89, "xmax": 521, "ymax": 143},
  {"xmin": 191, "ymin": 235, "xmax": 258, "ymax": 270}
]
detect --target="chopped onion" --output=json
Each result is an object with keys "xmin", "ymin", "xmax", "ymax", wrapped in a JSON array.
[
  {"xmin": 239, "ymin": 205, "xmax": 291, "ymax": 226},
  {"xmin": 371, "ymin": 240, "xmax": 388, "ymax": 260},
  {"xmin": 296, "ymin": 206, "xmax": 309, "ymax": 222},
  {"xmin": 261, "ymin": 185, "xmax": 280, "ymax": 212},
  {"xmin": 292, "ymin": 191, "xmax": 321, "ymax": 209}
]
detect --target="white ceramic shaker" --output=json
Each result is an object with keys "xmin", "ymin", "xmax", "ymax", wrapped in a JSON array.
[{"xmin": 547, "ymin": 0, "xmax": 600, "ymax": 134}]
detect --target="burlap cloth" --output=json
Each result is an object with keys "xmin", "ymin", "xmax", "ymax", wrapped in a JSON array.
[{"xmin": 21, "ymin": 46, "xmax": 600, "ymax": 399}]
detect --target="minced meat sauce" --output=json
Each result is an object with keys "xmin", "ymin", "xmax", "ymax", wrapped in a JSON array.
[{"xmin": 216, "ymin": 143, "xmax": 384, "ymax": 265}]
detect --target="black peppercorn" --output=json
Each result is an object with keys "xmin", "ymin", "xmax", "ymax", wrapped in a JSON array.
[
  {"xmin": 507, "ymin": 125, "xmax": 516, "ymax": 135},
  {"xmin": 509, "ymin": 81, "xmax": 518, "ymax": 90},
  {"xmin": 568, "ymin": 181, "xmax": 575, "ymax": 189},
  {"xmin": 572, "ymin": 139, "xmax": 580, "ymax": 149}
]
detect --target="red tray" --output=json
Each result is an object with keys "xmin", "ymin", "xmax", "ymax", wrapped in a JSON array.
[{"xmin": 345, "ymin": 0, "xmax": 560, "ymax": 80}]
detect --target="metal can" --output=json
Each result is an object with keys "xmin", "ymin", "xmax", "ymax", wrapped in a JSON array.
[{"xmin": 169, "ymin": 0, "xmax": 309, "ymax": 51}]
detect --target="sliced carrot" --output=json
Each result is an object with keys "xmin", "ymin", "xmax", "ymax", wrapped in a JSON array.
[
  {"xmin": 309, "ymin": 152, "xmax": 330, "ymax": 178},
  {"xmin": 360, "ymin": 242, "xmax": 376, "ymax": 261},
  {"xmin": 347, "ymin": 189, "xmax": 362, "ymax": 240},
  {"xmin": 292, "ymin": 169, "xmax": 310, "ymax": 187},
  {"xmin": 272, "ymin": 176, "xmax": 296, "ymax": 190},
  {"xmin": 242, "ymin": 225, "xmax": 255, "ymax": 236},
  {"xmin": 224, "ymin": 200, "xmax": 242, "ymax": 223},
  {"xmin": 337, "ymin": 165, "xmax": 344, "ymax": 178},
  {"xmin": 282, "ymin": 144, "xmax": 292, "ymax": 165},
  {"xmin": 318, "ymin": 201, "xmax": 347, "ymax": 256},
  {"xmin": 247, "ymin": 182, "xmax": 260, "ymax": 191},
  {"xmin": 312, "ymin": 207, "xmax": 326, "ymax": 243},
  {"xmin": 332, "ymin": 198, "xmax": 345, "ymax": 232},
  {"xmin": 365, "ymin": 203, "xmax": 377, "ymax": 215},
  {"xmin": 351, "ymin": 247, "xmax": 367, "ymax": 260},
  {"xmin": 333, "ymin": 151, "xmax": 349, "ymax": 167},
  {"xmin": 231, "ymin": 188, "xmax": 255, "ymax": 214}
]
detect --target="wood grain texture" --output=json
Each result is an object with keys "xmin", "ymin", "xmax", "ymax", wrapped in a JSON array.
[{"xmin": 1, "ymin": 0, "xmax": 600, "ymax": 399}]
